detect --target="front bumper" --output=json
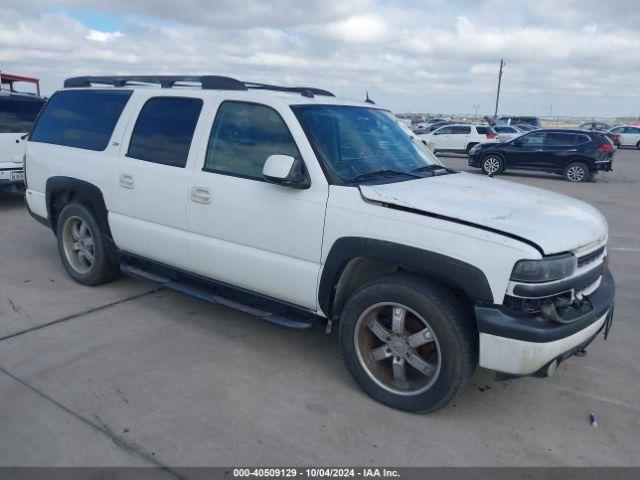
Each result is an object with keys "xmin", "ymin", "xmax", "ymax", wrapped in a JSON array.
[{"xmin": 476, "ymin": 271, "xmax": 615, "ymax": 375}]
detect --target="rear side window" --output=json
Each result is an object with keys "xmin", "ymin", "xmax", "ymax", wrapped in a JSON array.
[
  {"xmin": 204, "ymin": 101, "xmax": 300, "ymax": 180},
  {"xmin": 0, "ymin": 96, "xmax": 45, "ymax": 133},
  {"xmin": 545, "ymin": 133, "xmax": 575, "ymax": 146},
  {"xmin": 475, "ymin": 126, "xmax": 496, "ymax": 135},
  {"xmin": 451, "ymin": 126, "xmax": 471, "ymax": 134},
  {"xmin": 127, "ymin": 97, "xmax": 203, "ymax": 168},
  {"xmin": 30, "ymin": 90, "xmax": 131, "ymax": 151}
]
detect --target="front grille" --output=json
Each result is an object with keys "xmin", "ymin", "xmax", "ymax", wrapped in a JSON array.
[{"xmin": 577, "ymin": 246, "xmax": 605, "ymax": 268}]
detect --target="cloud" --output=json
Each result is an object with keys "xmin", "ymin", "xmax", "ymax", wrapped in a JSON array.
[{"xmin": 0, "ymin": 1, "xmax": 639, "ymax": 116}]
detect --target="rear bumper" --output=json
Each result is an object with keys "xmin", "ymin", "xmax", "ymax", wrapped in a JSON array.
[
  {"xmin": 476, "ymin": 271, "xmax": 615, "ymax": 375},
  {"xmin": 0, "ymin": 168, "xmax": 24, "ymax": 187}
]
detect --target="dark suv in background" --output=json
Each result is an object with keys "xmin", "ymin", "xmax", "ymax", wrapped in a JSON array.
[{"xmin": 467, "ymin": 129, "xmax": 615, "ymax": 182}]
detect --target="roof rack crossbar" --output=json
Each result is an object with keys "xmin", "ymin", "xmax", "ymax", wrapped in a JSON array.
[
  {"xmin": 63, "ymin": 75, "xmax": 334, "ymax": 97},
  {"xmin": 64, "ymin": 75, "xmax": 248, "ymax": 91}
]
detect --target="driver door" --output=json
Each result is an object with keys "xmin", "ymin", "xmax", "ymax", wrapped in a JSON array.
[
  {"xmin": 503, "ymin": 131, "xmax": 547, "ymax": 170},
  {"xmin": 186, "ymin": 99, "xmax": 328, "ymax": 310}
]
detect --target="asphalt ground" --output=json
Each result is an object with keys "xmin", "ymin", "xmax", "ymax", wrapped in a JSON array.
[{"xmin": 0, "ymin": 148, "xmax": 638, "ymax": 468}]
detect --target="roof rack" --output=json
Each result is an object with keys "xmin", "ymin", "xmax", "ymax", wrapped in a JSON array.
[{"xmin": 63, "ymin": 75, "xmax": 335, "ymax": 98}]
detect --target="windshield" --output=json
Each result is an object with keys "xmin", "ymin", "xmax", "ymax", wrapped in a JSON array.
[{"xmin": 292, "ymin": 105, "xmax": 443, "ymax": 184}]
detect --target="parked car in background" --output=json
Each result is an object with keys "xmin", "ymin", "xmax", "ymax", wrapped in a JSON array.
[
  {"xmin": 0, "ymin": 91, "xmax": 45, "ymax": 193},
  {"xmin": 607, "ymin": 125, "xmax": 640, "ymax": 149},
  {"xmin": 468, "ymin": 129, "xmax": 615, "ymax": 182},
  {"xmin": 418, "ymin": 124, "xmax": 499, "ymax": 154},
  {"xmin": 498, "ymin": 116, "xmax": 542, "ymax": 129},
  {"xmin": 512, "ymin": 124, "xmax": 537, "ymax": 132},
  {"xmin": 579, "ymin": 122, "xmax": 611, "ymax": 131},
  {"xmin": 493, "ymin": 125, "xmax": 524, "ymax": 142}
]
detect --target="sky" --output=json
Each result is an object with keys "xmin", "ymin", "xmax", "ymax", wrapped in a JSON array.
[{"xmin": 1, "ymin": 0, "xmax": 639, "ymax": 117}]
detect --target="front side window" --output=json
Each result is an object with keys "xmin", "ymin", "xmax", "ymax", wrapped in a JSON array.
[
  {"xmin": 127, "ymin": 97, "xmax": 203, "ymax": 168},
  {"xmin": 292, "ymin": 105, "xmax": 442, "ymax": 183},
  {"xmin": 519, "ymin": 132, "xmax": 546, "ymax": 146},
  {"xmin": 434, "ymin": 126, "xmax": 453, "ymax": 135},
  {"xmin": 205, "ymin": 101, "xmax": 300, "ymax": 180},
  {"xmin": 0, "ymin": 96, "xmax": 45, "ymax": 133},
  {"xmin": 31, "ymin": 90, "xmax": 131, "ymax": 151}
]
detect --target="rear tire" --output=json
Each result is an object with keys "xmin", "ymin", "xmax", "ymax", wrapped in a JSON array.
[
  {"xmin": 338, "ymin": 274, "xmax": 477, "ymax": 413},
  {"xmin": 564, "ymin": 162, "xmax": 590, "ymax": 183},
  {"xmin": 481, "ymin": 155, "xmax": 504, "ymax": 176},
  {"xmin": 56, "ymin": 203, "xmax": 120, "ymax": 286}
]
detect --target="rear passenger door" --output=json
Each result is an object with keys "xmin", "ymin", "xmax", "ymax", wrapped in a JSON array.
[
  {"xmin": 449, "ymin": 126, "xmax": 471, "ymax": 151},
  {"xmin": 540, "ymin": 132, "xmax": 579, "ymax": 172},
  {"xmin": 186, "ymin": 99, "xmax": 328, "ymax": 310},
  {"xmin": 109, "ymin": 95, "xmax": 205, "ymax": 269}
]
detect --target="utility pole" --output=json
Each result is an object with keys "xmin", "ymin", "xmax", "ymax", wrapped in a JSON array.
[
  {"xmin": 473, "ymin": 104, "xmax": 480, "ymax": 123},
  {"xmin": 493, "ymin": 59, "xmax": 504, "ymax": 119}
]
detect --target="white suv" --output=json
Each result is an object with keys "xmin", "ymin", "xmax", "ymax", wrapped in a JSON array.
[
  {"xmin": 607, "ymin": 125, "xmax": 640, "ymax": 149},
  {"xmin": 0, "ymin": 92, "xmax": 45, "ymax": 192},
  {"xmin": 24, "ymin": 76, "xmax": 615, "ymax": 412},
  {"xmin": 417, "ymin": 124, "xmax": 499, "ymax": 154}
]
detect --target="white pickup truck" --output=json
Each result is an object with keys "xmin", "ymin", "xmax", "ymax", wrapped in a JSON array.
[{"xmin": 24, "ymin": 75, "xmax": 615, "ymax": 412}]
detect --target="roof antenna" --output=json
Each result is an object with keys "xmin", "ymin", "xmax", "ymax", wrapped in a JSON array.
[{"xmin": 365, "ymin": 90, "xmax": 375, "ymax": 104}]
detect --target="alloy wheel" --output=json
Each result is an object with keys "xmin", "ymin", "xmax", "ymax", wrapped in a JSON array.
[
  {"xmin": 483, "ymin": 157, "xmax": 501, "ymax": 174},
  {"xmin": 62, "ymin": 216, "xmax": 95, "ymax": 274},
  {"xmin": 566, "ymin": 165, "xmax": 586, "ymax": 182},
  {"xmin": 354, "ymin": 303, "xmax": 441, "ymax": 396}
]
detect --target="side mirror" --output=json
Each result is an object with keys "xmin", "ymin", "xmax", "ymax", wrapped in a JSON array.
[
  {"xmin": 263, "ymin": 154, "xmax": 310, "ymax": 189},
  {"xmin": 512, "ymin": 139, "xmax": 523, "ymax": 147}
]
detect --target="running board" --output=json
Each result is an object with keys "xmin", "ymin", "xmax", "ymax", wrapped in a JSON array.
[{"xmin": 120, "ymin": 262, "xmax": 315, "ymax": 331}]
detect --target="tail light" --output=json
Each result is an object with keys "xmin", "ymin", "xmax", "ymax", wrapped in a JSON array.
[
  {"xmin": 486, "ymin": 133, "xmax": 496, "ymax": 139},
  {"xmin": 598, "ymin": 144, "xmax": 614, "ymax": 152}
]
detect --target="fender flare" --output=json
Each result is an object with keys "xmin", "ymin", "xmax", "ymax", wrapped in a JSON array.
[
  {"xmin": 45, "ymin": 176, "xmax": 118, "ymax": 261},
  {"xmin": 318, "ymin": 237, "xmax": 494, "ymax": 316}
]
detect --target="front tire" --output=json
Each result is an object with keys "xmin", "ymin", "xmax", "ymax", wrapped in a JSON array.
[
  {"xmin": 564, "ymin": 162, "xmax": 590, "ymax": 182},
  {"xmin": 338, "ymin": 274, "xmax": 477, "ymax": 413},
  {"xmin": 481, "ymin": 154, "xmax": 504, "ymax": 176},
  {"xmin": 56, "ymin": 203, "xmax": 120, "ymax": 286}
]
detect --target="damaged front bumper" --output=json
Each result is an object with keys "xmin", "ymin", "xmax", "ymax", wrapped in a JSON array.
[{"xmin": 475, "ymin": 270, "xmax": 615, "ymax": 376}]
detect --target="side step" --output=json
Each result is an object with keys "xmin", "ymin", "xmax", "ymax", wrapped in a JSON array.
[{"xmin": 120, "ymin": 263, "xmax": 315, "ymax": 331}]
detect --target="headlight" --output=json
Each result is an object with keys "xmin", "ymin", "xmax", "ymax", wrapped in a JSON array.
[
  {"xmin": 469, "ymin": 144, "xmax": 481, "ymax": 154},
  {"xmin": 510, "ymin": 254, "xmax": 576, "ymax": 283}
]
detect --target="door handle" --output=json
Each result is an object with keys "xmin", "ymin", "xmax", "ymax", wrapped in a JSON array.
[
  {"xmin": 190, "ymin": 186, "xmax": 212, "ymax": 204},
  {"xmin": 119, "ymin": 173, "xmax": 135, "ymax": 189}
]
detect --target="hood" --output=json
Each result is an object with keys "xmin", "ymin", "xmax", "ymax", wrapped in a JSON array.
[{"xmin": 359, "ymin": 173, "xmax": 607, "ymax": 255}]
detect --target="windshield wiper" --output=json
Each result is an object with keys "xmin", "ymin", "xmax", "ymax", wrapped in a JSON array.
[
  {"xmin": 349, "ymin": 169, "xmax": 422, "ymax": 182},
  {"xmin": 412, "ymin": 165, "xmax": 456, "ymax": 174}
]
